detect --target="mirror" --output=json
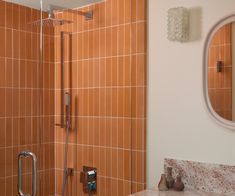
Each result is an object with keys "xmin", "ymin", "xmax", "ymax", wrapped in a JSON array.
[{"xmin": 204, "ymin": 14, "xmax": 235, "ymax": 129}]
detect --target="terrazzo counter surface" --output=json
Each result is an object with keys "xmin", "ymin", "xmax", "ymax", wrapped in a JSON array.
[{"xmin": 130, "ymin": 189, "xmax": 233, "ymax": 196}]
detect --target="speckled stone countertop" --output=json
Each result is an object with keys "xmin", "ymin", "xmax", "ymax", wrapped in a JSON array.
[{"xmin": 130, "ymin": 189, "xmax": 232, "ymax": 196}]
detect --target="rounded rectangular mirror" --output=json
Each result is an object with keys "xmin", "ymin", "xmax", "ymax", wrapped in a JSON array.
[{"xmin": 204, "ymin": 14, "xmax": 235, "ymax": 129}]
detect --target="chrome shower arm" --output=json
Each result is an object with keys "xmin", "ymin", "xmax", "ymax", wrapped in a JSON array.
[{"xmin": 49, "ymin": 4, "xmax": 93, "ymax": 20}]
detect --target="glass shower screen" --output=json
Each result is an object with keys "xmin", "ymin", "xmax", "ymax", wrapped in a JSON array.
[{"xmin": 0, "ymin": 0, "xmax": 147, "ymax": 195}]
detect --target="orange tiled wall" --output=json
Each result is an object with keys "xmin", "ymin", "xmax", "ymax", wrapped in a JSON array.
[
  {"xmin": 0, "ymin": 1, "xmax": 55, "ymax": 195},
  {"xmin": 54, "ymin": 0, "xmax": 147, "ymax": 195},
  {"xmin": 208, "ymin": 24, "xmax": 232, "ymax": 120}
]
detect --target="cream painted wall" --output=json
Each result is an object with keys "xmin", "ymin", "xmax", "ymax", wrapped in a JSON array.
[{"xmin": 148, "ymin": 0, "xmax": 235, "ymax": 188}]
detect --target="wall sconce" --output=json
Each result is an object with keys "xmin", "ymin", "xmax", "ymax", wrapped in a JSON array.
[{"xmin": 167, "ymin": 7, "xmax": 190, "ymax": 42}]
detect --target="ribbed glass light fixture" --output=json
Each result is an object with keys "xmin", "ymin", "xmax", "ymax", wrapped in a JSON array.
[{"xmin": 167, "ymin": 7, "xmax": 189, "ymax": 42}]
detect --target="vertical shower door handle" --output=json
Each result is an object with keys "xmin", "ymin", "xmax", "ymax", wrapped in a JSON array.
[{"xmin": 18, "ymin": 151, "xmax": 37, "ymax": 196}]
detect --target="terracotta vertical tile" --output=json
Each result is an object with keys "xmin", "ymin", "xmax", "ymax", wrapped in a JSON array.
[
  {"xmin": 0, "ymin": 118, "xmax": 5, "ymax": 147},
  {"xmin": 112, "ymin": 149, "xmax": 118, "ymax": 178},
  {"xmin": 98, "ymin": 177, "xmax": 106, "ymax": 196},
  {"xmin": 0, "ymin": 88, "xmax": 5, "ymax": 117},
  {"xmin": 137, "ymin": 0, "xmax": 147, "ymax": 21},
  {"xmin": 136, "ymin": 87, "xmax": 145, "ymax": 118},
  {"xmin": 131, "ymin": 0, "xmax": 137, "ymax": 21},
  {"xmin": 72, "ymin": 33, "xmax": 78, "ymax": 61},
  {"xmin": 6, "ymin": 2, "xmax": 12, "ymax": 28},
  {"xmin": 19, "ymin": 5, "xmax": 26, "ymax": 31},
  {"xmin": 0, "ymin": 148, "xmax": 5, "ymax": 178},
  {"xmin": 0, "ymin": 1, "xmax": 5, "ymax": 27},
  {"xmin": 100, "ymin": 28, "xmax": 106, "ymax": 57},
  {"xmin": 88, "ymin": 60, "xmax": 94, "ymax": 87},
  {"xmin": 118, "ymin": 88, "xmax": 124, "ymax": 116},
  {"xmin": 208, "ymin": 68, "xmax": 214, "ymax": 89},
  {"xmin": 13, "ymin": 30, "xmax": 20, "ymax": 59},
  {"xmin": 0, "ymin": 28, "xmax": 5, "ymax": 57},
  {"xmin": 106, "ymin": 118, "xmax": 111, "ymax": 147},
  {"xmin": 92, "ymin": 30, "xmax": 99, "ymax": 58},
  {"xmin": 6, "ymin": 147, "xmax": 13, "ymax": 176},
  {"xmin": 83, "ymin": 31, "xmax": 89, "ymax": 59},
  {"xmin": 105, "ymin": 88, "xmax": 112, "ymax": 116},
  {"xmin": 100, "ymin": 118, "xmax": 106, "ymax": 146},
  {"xmin": 137, "ymin": 152, "xmax": 144, "ymax": 183},
  {"xmin": 225, "ymin": 44, "xmax": 232, "ymax": 65},
  {"xmin": 131, "ymin": 23, "xmax": 137, "ymax": 54},
  {"xmin": 118, "ymin": 57, "xmax": 124, "ymax": 86},
  {"xmin": 124, "ymin": 88, "xmax": 131, "ymax": 117},
  {"xmin": 117, "ymin": 119, "xmax": 124, "ymax": 148},
  {"xmin": 118, "ymin": 26, "xmax": 125, "ymax": 55},
  {"xmin": 12, "ymin": 4, "xmax": 20, "ymax": 29},
  {"xmin": 25, "ymin": 7, "xmax": 32, "ymax": 32},
  {"xmin": 131, "ymin": 151, "xmax": 137, "ymax": 182},
  {"xmin": 83, "ymin": 60, "xmax": 89, "ymax": 88},
  {"xmin": 123, "ymin": 119, "xmax": 131, "ymax": 149},
  {"xmin": 100, "ymin": 147, "xmax": 106, "ymax": 176},
  {"xmin": 111, "ymin": 179, "xmax": 118, "ymax": 196},
  {"xmin": 118, "ymin": 0, "xmax": 125, "ymax": 24},
  {"xmin": 137, "ymin": 54, "xmax": 146, "ymax": 85},
  {"xmin": 105, "ymin": 147, "xmax": 112, "ymax": 177},
  {"xmin": 20, "ymin": 31, "xmax": 26, "ymax": 59},
  {"xmin": 137, "ymin": 22, "xmax": 146, "ymax": 53},
  {"xmin": 6, "ymin": 89, "xmax": 12, "ymax": 117},
  {"xmin": 106, "ymin": 27, "xmax": 112, "ymax": 57},
  {"xmin": 25, "ymin": 32, "xmax": 32, "ymax": 59},
  {"xmin": 0, "ymin": 58, "xmax": 6, "ymax": 87},
  {"xmin": 25, "ymin": 89, "xmax": 32, "ymax": 116},
  {"xmin": 118, "ymin": 149, "xmax": 124, "ymax": 179},
  {"xmin": 224, "ymin": 89, "xmax": 231, "ymax": 111},
  {"xmin": 88, "ymin": 118, "xmax": 94, "ymax": 145},
  {"xmin": 225, "ymin": 24, "xmax": 231, "ymax": 44},
  {"xmin": 93, "ymin": 117, "xmax": 99, "ymax": 146},
  {"xmin": 132, "ymin": 119, "xmax": 137, "ymax": 150},
  {"xmin": 112, "ymin": 57, "xmax": 118, "ymax": 86},
  {"xmin": 105, "ymin": 0, "xmax": 113, "ymax": 27},
  {"xmin": 6, "ymin": 29, "xmax": 12, "ymax": 58},
  {"xmin": 19, "ymin": 89, "xmax": 25, "ymax": 117},
  {"xmin": 111, "ymin": 27, "xmax": 118, "ymax": 56},
  {"xmin": 106, "ymin": 58, "xmax": 112, "ymax": 86},
  {"xmin": 124, "ymin": 181, "xmax": 131, "ymax": 195},
  {"xmin": 112, "ymin": 0, "xmax": 119, "ymax": 25},
  {"xmin": 224, "ymin": 67, "xmax": 232, "ymax": 88},
  {"xmin": 125, "ymin": 24, "xmax": 131, "ymax": 55},
  {"xmin": 13, "ymin": 59, "xmax": 19, "ymax": 87},
  {"xmin": 112, "ymin": 88, "xmax": 118, "ymax": 116},
  {"xmin": 124, "ymin": 56, "xmax": 131, "ymax": 86},
  {"xmin": 215, "ymin": 89, "xmax": 224, "ymax": 111},
  {"xmin": 118, "ymin": 180, "xmax": 124, "ymax": 196},
  {"xmin": 89, "ymin": 31, "xmax": 94, "ymax": 58},
  {"xmin": 25, "ymin": 117, "xmax": 32, "ymax": 145},
  {"xmin": 6, "ymin": 59, "xmax": 12, "ymax": 87}
]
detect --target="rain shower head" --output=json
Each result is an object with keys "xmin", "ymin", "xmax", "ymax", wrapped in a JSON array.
[
  {"xmin": 32, "ymin": 17, "xmax": 73, "ymax": 27},
  {"xmin": 31, "ymin": 4, "xmax": 93, "ymax": 27}
]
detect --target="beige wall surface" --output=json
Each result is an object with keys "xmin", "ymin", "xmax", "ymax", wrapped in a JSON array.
[{"xmin": 148, "ymin": 0, "xmax": 235, "ymax": 188}]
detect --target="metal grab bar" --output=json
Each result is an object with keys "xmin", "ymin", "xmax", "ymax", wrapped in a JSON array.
[{"xmin": 18, "ymin": 151, "xmax": 37, "ymax": 196}]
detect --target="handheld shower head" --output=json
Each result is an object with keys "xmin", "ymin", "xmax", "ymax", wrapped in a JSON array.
[{"xmin": 65, "ymin": 92, "xmax": 70, "ymax": 107}]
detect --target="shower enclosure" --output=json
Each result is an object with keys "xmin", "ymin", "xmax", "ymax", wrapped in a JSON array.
[{"xmin": 0, "ymin": 0, "xmax": 147, "ymax": 195}]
